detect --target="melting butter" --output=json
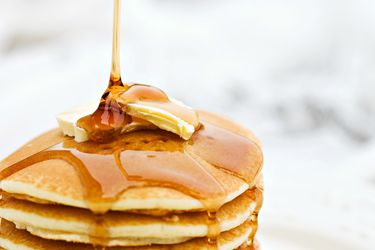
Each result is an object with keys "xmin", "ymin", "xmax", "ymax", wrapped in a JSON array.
[
  {"xmin": 56, "ymin": 88, "xmax": 199, "ymax": 142},
  {"xmin": 56, "ymin": 103, "xmax": 97, "ymax": 143},
  {"xmin": 126, "ymin": 100, "xmax": 197, "ymax": 140}
]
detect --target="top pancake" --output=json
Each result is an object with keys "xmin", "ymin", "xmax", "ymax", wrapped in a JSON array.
[{"xmin": 0, "ymin": 111, "xmax": 263, "ymax": 212}]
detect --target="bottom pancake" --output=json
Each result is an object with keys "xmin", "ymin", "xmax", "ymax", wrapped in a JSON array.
[{"xmin": 0, "ymin": 219, "xmax": 255, "ymax": 250}]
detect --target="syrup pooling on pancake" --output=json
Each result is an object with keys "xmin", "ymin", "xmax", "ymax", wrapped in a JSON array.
[
  {"xmin": 1, "ymin": 129, "xmax": 225, "ymax": 214},
  {"xmin": 0, "ymin": 120, "xmax": 263, "ymax": 212},
  {"xmin": 59, "ymin": 131, "xmax": 228, "ymax": 214},
  {"xmin": 189, "ymin": 121, "xmax": 263, "ymax": 185},
  {"xmin": 0, "ymin": 115, "xmax": 263, "ymax": 246}
]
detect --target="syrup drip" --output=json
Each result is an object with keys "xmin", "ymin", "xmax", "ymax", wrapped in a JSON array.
[
  {"xmin": 207, "ymin": 210, "xmax": 221, "ymax": 250},
  {"xmin": 90, "ymin": 215, "xmax": 109, "ymax": 246},
  {"xmin": 245, "ymin": 183, "xmax": 264, "ymax": 248},
  {"xmin": 236, "ymin": 239, "xmax": 259, "ymax": 250}
]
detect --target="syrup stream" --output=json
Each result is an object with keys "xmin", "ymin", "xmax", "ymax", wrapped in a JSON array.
[{"xmin": 109, "ymin": 0, "xmax": 122, "ymax": 87}]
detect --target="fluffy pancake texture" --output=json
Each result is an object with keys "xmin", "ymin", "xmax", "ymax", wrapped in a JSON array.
[
  {"xmin": 0, "ymin": 159, "xmax": 249, "ymax": 213},
  {"xmin": 0, "ymin": 191, "xmax": 256, "ymax": 243},
  {"xmin": 0, "ymin": 111, "xmax": 264, "ymax": 249},
  {"xmin": 0, "ymin": 219, "xmax": 255, "ymax": 250}
]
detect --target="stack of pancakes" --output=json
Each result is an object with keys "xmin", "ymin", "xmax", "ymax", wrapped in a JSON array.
[{"xmin": 0, "ymin": 111, "xmax": 263, "ymax": 249}]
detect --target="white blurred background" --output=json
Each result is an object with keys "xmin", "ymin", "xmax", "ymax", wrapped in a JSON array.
[{"xmin": 0, "ymin": 0, "xmax": 374, "ymax": 249}]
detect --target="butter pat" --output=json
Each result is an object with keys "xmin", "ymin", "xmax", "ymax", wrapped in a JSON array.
[
  {"xmin": 57, "ymin": 98, "xmax": 199, "ymax": 142},
  {"xmin": 127, "ymin": 102, "xmax": 196, "ymax": 140},
  {"xmin": 56, "ymin": 103, "xmax": 97, "ymax": 142}
]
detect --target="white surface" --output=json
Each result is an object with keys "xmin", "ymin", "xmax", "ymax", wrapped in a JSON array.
[{"xmin": 0, "ymin": 0, "xmax": 374, "ymax": 249}]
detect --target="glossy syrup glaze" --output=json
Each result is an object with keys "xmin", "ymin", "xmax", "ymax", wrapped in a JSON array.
[{"xmin": 0, "ymin": 116, "xmax": 263, "ymax": 248}]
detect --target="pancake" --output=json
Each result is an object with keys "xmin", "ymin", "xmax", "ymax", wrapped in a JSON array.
[
  {"xmin": 0, "ymin": 110, "xmax": 264, "ymax": 249},
  {"xmin": 0, "ymin": 159, "xmax": 248, "ymax": 213},
  {"xmin": 0, "ymin": 190, "xmax": 257, "ymax": 245},
  {"xmin": 0, "ymin": 111, "xmax": 263, "ymax": 213},
  {"xmin": 0, "ymin": 219, "xmax": 255, "ymax": 250}
]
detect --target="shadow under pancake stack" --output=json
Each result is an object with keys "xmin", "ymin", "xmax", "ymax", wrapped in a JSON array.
[{"xmin": 0, "ymin": 1, "xmax": 264, "ymax": 249}]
